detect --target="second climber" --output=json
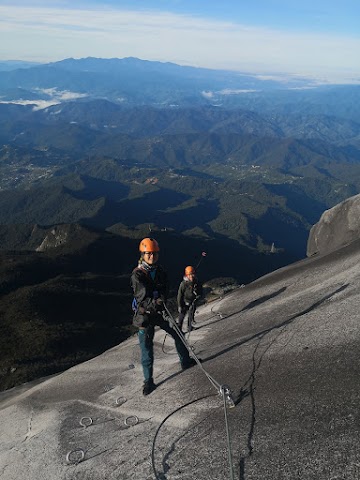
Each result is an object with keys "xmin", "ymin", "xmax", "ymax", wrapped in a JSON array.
[{"xmin": 177, "ymin": 265, "xmax": 203, "ymax": 333}]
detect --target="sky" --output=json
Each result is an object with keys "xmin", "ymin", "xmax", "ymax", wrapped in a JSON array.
[{"xmin": 0, "ymin": 0, "xmax": 360, "ymax": 83}]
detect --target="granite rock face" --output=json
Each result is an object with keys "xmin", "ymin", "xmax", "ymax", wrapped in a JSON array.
[
  {"xmin": 307, "ymin": 193, "xmax": 360, "ymax": 256},
  {"xmin": 2, "ymin": 234, "xmax": 360, "ymax": 479}
]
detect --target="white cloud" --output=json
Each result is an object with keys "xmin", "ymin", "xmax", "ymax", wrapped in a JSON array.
[
  {"xmin": 0, "ymin": 88, "xmax": 88, "ymax": 110},
  {"xmin": 0, "ymin": 5, "xmax": 359, "ymax": 82},
  {"xmin": 201, "ymin": 91, "xmax": 214, "ymax": 99},
  {"xmin": 35, "ymin": 88, "xmax": 88, "ymax": 101},
  {"xmin": 58, "ymin": 91, "xmax": 88, "ymax": 101},
  {"xmin": 218, "ymin": 89, "xmax": 258, "ymax": 95},
  {"xmin": 202, "ymin": 89, "xmax": 259, "ymax": 98},
  {"xmin": 0, "ymin": 99, "xmax": 61, "ymax": 110}
]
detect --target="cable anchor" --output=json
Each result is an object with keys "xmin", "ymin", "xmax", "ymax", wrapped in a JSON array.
[{"xmin": 220, "ymin": 384, "xmax": 235, "ymax": 409}]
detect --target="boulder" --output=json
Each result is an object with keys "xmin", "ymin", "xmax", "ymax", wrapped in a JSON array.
[{"xmin": 307, "ymin": 193, "xmax": 360, "ymax": 256}]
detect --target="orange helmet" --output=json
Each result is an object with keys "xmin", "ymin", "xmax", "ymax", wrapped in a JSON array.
[
  {"xmin": 139, "ymin": 237, "xmax": 160, "ymax": 253},
  {"xmin": 185, "ymin": 265, "xmax": 195, "ymax": 276}
]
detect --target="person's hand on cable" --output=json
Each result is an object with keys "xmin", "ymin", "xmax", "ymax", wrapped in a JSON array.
[{"xmin": 154, "ymin": 297, "xmax": 165, "ymax": 312}]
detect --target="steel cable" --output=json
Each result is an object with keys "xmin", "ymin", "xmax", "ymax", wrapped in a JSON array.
[{"xmin": 160, "ymin": 303, "xmax": 236, "ymax": 479}]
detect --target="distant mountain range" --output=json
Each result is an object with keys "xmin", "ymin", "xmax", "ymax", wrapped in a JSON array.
[
  {"xmin": 0, "ymin": 57, "xmax": 359, "ymax": 119},
  {"xmin": 0, "ymin": 60, "xmax": 42, "ymax": 72}
]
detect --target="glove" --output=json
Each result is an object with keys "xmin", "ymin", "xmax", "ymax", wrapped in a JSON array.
[
  {"xmin": 178, "ymin": 306, "xmax": 182, "ymax": 313},
  {"xmin": 154, "ymin": 297, "xmax": 164, "ymax": 313}
]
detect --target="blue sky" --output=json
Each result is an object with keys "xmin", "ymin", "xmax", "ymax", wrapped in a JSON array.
[{"xmin": 0, "ymin": 0, "xmax": 359, "ymax": 83}]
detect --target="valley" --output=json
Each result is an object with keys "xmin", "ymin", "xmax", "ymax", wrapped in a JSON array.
[{"xmin": 1, "ymin": 57, "xmax": 360, "ymax": 391}]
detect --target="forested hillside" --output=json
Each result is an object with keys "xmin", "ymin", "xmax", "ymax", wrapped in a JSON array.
[{"xmin": 1, "ymin": 57, "xmax": 360, "ymax": 391}]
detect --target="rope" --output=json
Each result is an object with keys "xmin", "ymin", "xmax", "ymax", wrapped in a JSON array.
[
  {"xmin": 161, "ymin": 333, "xmax": 168, "ymax": 353},
  {"xmin": 162, "ymin": 303, "xmax": 236, "ymax": 479},
  {"xmin": 220, "ymin": 386, "xmax": 235, "ymax": 480},
  {"xmin": 161, "ymin": 302, "xmax": 195, "ymax": 353},
  {"xmin": 163, "ymin": 303, "xmax": 221, "ymax": 391},
  {"xmin": 151, "ymin": 394, "xmax": 217, "ymax": 480}
]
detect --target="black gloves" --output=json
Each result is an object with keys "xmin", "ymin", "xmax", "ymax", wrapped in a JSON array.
[{"xmin": 154, "ymin": 297, "xmax": 165, "ymax": 312}]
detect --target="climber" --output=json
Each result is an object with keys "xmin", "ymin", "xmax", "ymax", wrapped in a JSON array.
[
  {"xmin": 177, "ymin": 265, "xmax": 203, "ymax": 333},
  {"xmin": 131, "ymin": 238, "xmax": 196, "ymax": 395}
]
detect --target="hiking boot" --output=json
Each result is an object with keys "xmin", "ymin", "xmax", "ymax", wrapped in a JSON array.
[
  {"xmin": 181, "ymin": 357, "xmax": 198, "ymax": 371},
  {"xmin": 143, "ymin": 379, "xmax": 157, "ymax": 396}
]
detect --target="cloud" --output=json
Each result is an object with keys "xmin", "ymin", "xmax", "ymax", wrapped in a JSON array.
[
  {"xmin": 0, "ymin": 88, "xmax": 88, "ymax": 110},
  {"xmin": 218, "ymin": 89, "xmax": 258, "ymax": 95},
  {"xmin": 201, "ymin": 91, "xmax": 214, "ymax": 99},
  {"xmin": 0, "ymin": 99, "xmax": 61, "ymax": 110},
  {"xmin": 0, "ymin": 4, "xmax": 359, "ymax": 82},
  {"xmin": 202, "ymin": 89, "xmax": 259, "ymax": 98}
]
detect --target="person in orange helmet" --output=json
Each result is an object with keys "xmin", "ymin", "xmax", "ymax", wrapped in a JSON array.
[
  {"xmin": 177, "ymin": 265, "xmax": 203, "ymax": 333},
  {"xmin": 131, "ymin": 238, "xmax": 196, "ymax": 395}
]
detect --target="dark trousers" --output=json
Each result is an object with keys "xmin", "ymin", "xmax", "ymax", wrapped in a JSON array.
[
  {"xmin": 138, "ymin": 315, "xmax": 191, "ymax": 382},
  {"xmin": 177, "ymin": 303, "xmax": 196, "ymax": 332}
]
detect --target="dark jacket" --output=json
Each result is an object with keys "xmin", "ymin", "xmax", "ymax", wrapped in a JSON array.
[
  {"xmin": 131, "ymin": 263, "xmax": 169, "ymax": 327},
  {"xmin": 177, "ymin": 277, "xmax": 203, "ymax": 311}
]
